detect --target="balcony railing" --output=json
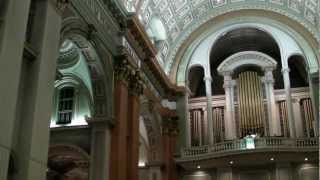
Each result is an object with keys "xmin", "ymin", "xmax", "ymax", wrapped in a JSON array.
[{"xmin": 180, "ymin": 137, "xmax": 318, "ymax": 160}]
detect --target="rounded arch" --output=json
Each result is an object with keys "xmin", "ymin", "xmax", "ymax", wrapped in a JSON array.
[
  {"xmin": 175, "ymin": 20, "xmax": 318, "ymax": 86},
  {"xmin": 217, "ymin": 51, "xmax": 278, "ymax": 74},
  {"xmin": 187, "ymin": 65, "xmax": 205, "ymax": 97},
  {"xmin": 59, "ymin": 17, "xmax": 114, "ymax": 119},
  {"xmin": 288, "ymin": 54, "xmax": 309, "ymax": 88},
  {"xmin": 165, "ymin": 7, "xmax": 319, "ymax": 74}
]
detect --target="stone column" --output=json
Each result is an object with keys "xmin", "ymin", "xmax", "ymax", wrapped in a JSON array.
[
  {"xmin": 204, "ymin": 76, "xmax": 214, "ymax": 145},
  {"xmin": 127, "ymin": 71, "xmax": 144, "ymax": 180},
  {"xmin": 177, "ymin": 93, "xmax": 191, "ymax": 148},
  {"xmin": 292, "ymin": 98, "xmax": 304, "ymax": 137},
  {"xmin": 109, "ymin": 58, "xmax": 131, "ymax": 180},
  {"xmin": 223, "ymin": 72, "xmax": 237, "ymax": 140},
  {"xmin": 12, "ymin": 1, "xmax": 64, "ymax": 180},
  {"xmin": 282, "ymin": 68, "xmax": 296, "ymax": 137},
  {"xmin": 0, "ymin": 0, "xmax": 31, "ymax": 178},
  {"xmin": 263, "ymin": 69, "xmax": 281, "ymax": 136},
  {"xmin": 88, "ymin": 118, "xmax": 112, "ymax": 180}
]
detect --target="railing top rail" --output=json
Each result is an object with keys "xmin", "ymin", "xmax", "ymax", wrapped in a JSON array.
[{"xmin": 180, "ymin": 137, "xmax": 318, "ymax": 159}]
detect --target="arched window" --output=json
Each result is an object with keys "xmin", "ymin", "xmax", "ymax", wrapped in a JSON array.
[{"xmin": 57, "ymin": 87, "xmax": 75, "ymax": 124}]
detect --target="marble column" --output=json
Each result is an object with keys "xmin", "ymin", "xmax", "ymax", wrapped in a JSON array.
[
  {"xmin": 292, "ymin": 98, "xmax": 304, "ymax": 137},
  {"xmin": 109, "ymin": 58, "xmax": 131, "ymax": 180},
  {"xmin": 281, "ymin": 68, "xmax": 296, "ymax": 137},
  {"xmin": 223, "ymin": 72, "xmax": 237, "ymax": 140},
  {"xmin": 0, "ymin": 0, "xmax": 31, "ymax": 179},
  {"xmin": 12, "ymin": 1, "xmax": 63, "ymax": 180},
  {"xmin": 204, "ymin": 76, "xmax": 214, "ymax": 145},
  {"xmin": 263, "ymin": 69, "xmax": 281, "ymax": 136},
  {"xmin": 127, "ymin": 71, "xmax": 144, "ymax": 180}
]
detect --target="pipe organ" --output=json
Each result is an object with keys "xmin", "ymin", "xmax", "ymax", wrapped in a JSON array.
[
  {"xmin": 301, "ymin": 98, "xmax": 315, "ymax": 137},
  {"xmin": 213, "ymin": 107, "xmax": 224, "ymax": 142},
  {"xmin": 237, "ymin": 71, "xmax": 265, "ymax": 137},
  {"xmin": 188, "ymin": 87, "xmax": 315, "ymax": 146},
  {"xmin": 190, "ymin": 109, "xmax": 204, "ymax": 146},
  {"xmin": 278, "ymin": 101, "xmax": 290, "ymax": 137}
]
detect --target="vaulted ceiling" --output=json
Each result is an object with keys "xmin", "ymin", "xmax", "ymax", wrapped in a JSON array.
[{"xmin": 126, "ymin": 0, "xmax": 320, "ymax": 74}]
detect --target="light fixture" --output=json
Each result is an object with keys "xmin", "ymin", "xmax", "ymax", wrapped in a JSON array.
[
  {"xmin": 138, "ymin": 162, "xmax": 146, "ymax": 167},
  {"xmin": 229, "ymin": 160, "xmax": 234, "ymax": 165},
  {"xmin": 270, "ymin": 157, "xmax": 274, "ymax": 161},
  {"xmin": 304, "ymin": 157, "xmax": 308, "ymax": 161},
  {"xmin": 197, "ymin": 165, "xmax": 201, "ymax": 169}
]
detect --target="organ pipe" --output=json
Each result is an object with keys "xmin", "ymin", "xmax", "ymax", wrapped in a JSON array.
[{"xmin": 237, "ymin": 71, "xmax": 265, "ymax": 137}]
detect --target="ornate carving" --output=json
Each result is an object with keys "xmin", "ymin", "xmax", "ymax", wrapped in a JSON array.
[
  {"xmin": 217, "ymin": 51, "xmax": 277, "ymax": 75},
  {"xmin": 114, "ymin": 57, "xmax": 133, "ymax": 83},
  {"xmin": 129, "ymin": 70, "xmax": 145, "ymax": 96}
]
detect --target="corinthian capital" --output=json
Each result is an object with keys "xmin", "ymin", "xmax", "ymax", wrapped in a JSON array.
[
  {"xmin": 114, "ymin": 57, "xmax": 133, "ymax": 83},
  {"xmin": 129, "ymin": 70, "xmax": 145, "ymax": 96}
]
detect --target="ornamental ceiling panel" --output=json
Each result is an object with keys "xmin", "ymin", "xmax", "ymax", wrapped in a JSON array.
[{"xmin": 134, "ymin": 0, "xmax": 320, "ymax": 73}]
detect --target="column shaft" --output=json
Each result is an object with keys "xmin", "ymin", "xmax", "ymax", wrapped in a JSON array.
[
  {"xmin": 109, "ymin": 79, "xmax": 129, "ymax": 180},
  {"xmin": 0, "ymin": 0, "xmax": 31, "ymax": 178},
  {"xmin": 264, "ymin": 70, "xmax": 281, "ymax": 136},
  {"xmin": 204, "ymin": 77, "xmax": 214, "ymax": 145},
  {"xmin": 89, "ymin": 120, "xmax": 112, "ymax": 180},
  {"xmin": 282, "ymin": 68, "xmax": 296, "ymax": 137},
  {"xmin": 223, "ymin": 74, "xmax": 236, "ymax": 140},
  {"xmin": 127, "ymin": 91, "xmax": 141, "ymax": 180}
]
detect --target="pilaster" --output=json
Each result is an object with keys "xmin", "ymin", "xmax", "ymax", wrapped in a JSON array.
[
  {"xmin": 0, "ymin": 0, "xmax": 31, "ymax": 178},
  {"xmin": 11, "ymin": 1, "xmax": 64, "ymax": 180},
  {"xmin": 87, "ymin": 117, "xmax": 113, "ymax": 180}
]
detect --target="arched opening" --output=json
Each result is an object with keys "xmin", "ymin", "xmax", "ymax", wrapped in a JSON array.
[
  {"xmin": 210, "ymin": 27, "xmax": 283, "ymax": 95},
  {"xmin": 288, "ymin": 55, "xmax": 308, "ymax": 88},
  {"xmin": 51, "ymin": 39, "xmax": 94, "ymax": 127},
  {"xmin": 188, "ymin": 66, "xmax": 205, "ymax": 98},
  {"xmin": 288, "ymin": 55, "xmax": 315, "ymax": 137}
]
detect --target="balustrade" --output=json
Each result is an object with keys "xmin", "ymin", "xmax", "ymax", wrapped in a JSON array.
[
  {"xmin": 181, "ymin": 137, "xmax": 318, "ymax": 158},
  {"xmin": 188, "ymin": 87, "xmax": 315, "ymax": 147}
]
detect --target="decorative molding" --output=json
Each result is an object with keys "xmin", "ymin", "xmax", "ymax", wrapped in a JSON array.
[
  {"xmin": 129, "ymin": 70, "xmax": 145, "ymax": 96},
  {"xmin": 217, "ymin": 51, "xmax": 278, "ymax": 75},
  {"xmin": 151, "ymin": 0, "xmax": 320, "ymax": 72}
]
